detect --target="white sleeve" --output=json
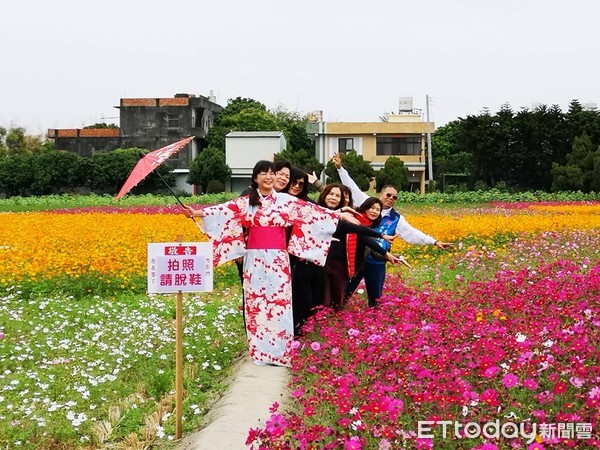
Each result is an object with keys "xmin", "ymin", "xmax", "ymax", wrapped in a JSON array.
[
  {"xmin": 395, "ymin": 214, "xmax": 437, "ymax": 245},
  {"xmin": 337, "ymin": 167, "xmax": 368, "ymax": 207}
]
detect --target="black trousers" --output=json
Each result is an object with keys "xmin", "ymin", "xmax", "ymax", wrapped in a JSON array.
[
  {"xmin": 292, "ymin": 259, "xmax": 325, "ymax": 334},
  {"xmin": 324, "ymin": 258, "xmax": 349, "ymax": 311}
]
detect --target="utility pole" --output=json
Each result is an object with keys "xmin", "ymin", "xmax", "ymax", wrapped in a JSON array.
[{"xmin": 425, "ymin": 95, "xmax": 433, "ymax": 186}]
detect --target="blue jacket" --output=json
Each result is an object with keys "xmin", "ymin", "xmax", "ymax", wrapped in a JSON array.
[{"xmin": 367, "ymin": 209, "xmax": 400, "ymax": 265}]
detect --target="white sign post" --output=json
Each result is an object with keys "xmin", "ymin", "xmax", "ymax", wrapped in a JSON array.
[{"xmin": 148, "ymin": 241, "xmax": 213, "ymax": 439}]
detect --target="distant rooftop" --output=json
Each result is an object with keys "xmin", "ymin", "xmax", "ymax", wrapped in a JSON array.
[{"xmin": 226, "ymin": 131, "xmax": 284, "ymax": 138}]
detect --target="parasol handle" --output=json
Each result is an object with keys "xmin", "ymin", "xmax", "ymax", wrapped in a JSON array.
[{"xmin": 155, "ymin": 169, "xmax": 205, "ymax": 233}]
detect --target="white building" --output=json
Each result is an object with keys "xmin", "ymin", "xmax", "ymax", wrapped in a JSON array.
[{"xmin": 225, "ymin": 131, "xmax": 287, "ymax": 192}]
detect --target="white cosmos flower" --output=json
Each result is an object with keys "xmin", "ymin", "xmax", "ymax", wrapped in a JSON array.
[{"xmin": 542, "ymin": 339, "xmax": 554, "ymax": 348}]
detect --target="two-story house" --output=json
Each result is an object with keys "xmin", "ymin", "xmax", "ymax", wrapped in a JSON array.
[
  {"xmin": 47, "ymin": 92, "xmax": 223, "ymax": 193},
  {"xmin": 307, "ymin": 99, "xmax": 434, "ymax": 193}
]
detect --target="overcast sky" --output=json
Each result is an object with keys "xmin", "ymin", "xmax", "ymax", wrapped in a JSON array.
[{"xmin": 1, "ymin": 0, "xmax": 599, "ymax": 136}]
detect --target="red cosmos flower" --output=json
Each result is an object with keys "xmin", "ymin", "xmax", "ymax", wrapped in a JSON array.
[
  {"xmin": 338, "ymin": 418, "xmax": 351, "ymax": 428},
  {"xmin": 586, "ymin": 396, "xmax": 599, "ymax": 408},
  {"xmin": 553, "ymin": 381, "xmax": 567, "ymax": 394},
  {"xmin": 245, "ymin": 427, "xmax": 262, "ymax": 445},
  {"xmin": 303, "ymin": 406, "xmax": 316, "ymax": 417},
  {"xmin": 480, "ymin": 389, "xmax": 500, "ymax": 407}
]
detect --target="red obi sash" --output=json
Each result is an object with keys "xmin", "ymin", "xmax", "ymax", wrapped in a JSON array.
[{"xmin": 246, "ymin": 226, "xmax": 287, "ymax": 250}]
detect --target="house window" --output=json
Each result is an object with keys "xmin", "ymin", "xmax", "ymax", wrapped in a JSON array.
[
  {"xmin": 167, "ymin": 114, "xmax": 180, "ymax": 128},
  {"xmin": 338, "ymin": 138, "xmax": 354, "ymax": 154},
  {"xmin": 376, "ymin": 137, "xmax": 421, "ymax": 156}
]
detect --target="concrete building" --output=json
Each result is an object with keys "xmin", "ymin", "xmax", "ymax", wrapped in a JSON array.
[
  {"xmin": 47, "ymin": 92, "xmax": 223, "ymax": 194},
  {"xmin": 307, "ymin": 98, "xmax": 434, "ymax": 193},
  {"xmin": 225, "ymin": 131, "xmax": 287, "ymax": 193}
]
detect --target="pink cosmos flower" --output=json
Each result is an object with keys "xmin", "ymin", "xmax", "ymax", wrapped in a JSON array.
[
  {"xmin": 415, "ymin": 438, "xmax": 434, "ymax": 449},
  {"xmin": 310, "ymin": 341, "xmax": 321, "ymax": 351},
  {"xmin": 265, "ymin": 413, "xmax": 288, "ymax": 437},
  {"xmin": 269, "ymin": 402, "xmax": 279, "ymax": 413},
  {"xmin": 527, "ymin": 443, "xmax": 545, "ymax": 450},
  {"xmin": 503, "ymin": 373, "xmax": 519, "ymax": 388},
  {"xmin": 379, "ymin": 438, "xmax": 392, "ymax": 450},
  {"xmin": 483, "ymin": 366, "xmax": 500, "ymax": 378},
  {"xmin": 531, "ymin": 409, "xmax": 546, "ymax": 421},
  {"xmin": 345, "ymin": 436, "xmax": 361, "ymax": 450},
  {"xmin": 480, "ymin": 444, "xmax": 498, "ymax": 450},
  {"xmin": 524, "ymin": 378, "xmax": 538, "ymax": 390},
  {"xmin": 348, "ymin": 328, "xmax": 360, "ymax": 337},
  {"xmin": 292, "ymin": 388, "xmax": 304, "ymax": 398}
]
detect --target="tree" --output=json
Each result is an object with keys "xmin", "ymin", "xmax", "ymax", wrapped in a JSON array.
[
  {"xmin": 275, "ymin": 148, "xmax": 323, "ymax": 175},
  {"xmin": 5, "ymin": 127, "xmax": 28, "ymax": 155},
  {"xmin": 551, "ymin": 132, "xmax": 600, "ymax": 192},
  {"xmin": 0, "ymin": 153, "xmax": 35, "ymax": 197},
  {"xmin": 271, "ymin": 106, "xmax": 313, "ymax": 154},
  {"xmin": 88, "ymin": 148, "xmax": 141, "ymax": 193},
  {"xmin": 206, "ymin": 97, "xmax": 277, "ymax": 151},
  {"xmin": 83, "ymin": 123, "xmax": 119, "ymax": 129},
  {"xmin": 272, "ymin": 106, "xmax": 322, "ymax": 173},
  {"xmin": 375, "ymin": 157, "xmax": 409, "ymax": 192},
  {"xmin": 187, "ymin": 146, "xmax": 232, "ymax": 194},
  {"xmin": 30, "ymin": 150, "xmax": 84, "ymax": 195},
  {"xmin": 324, "ymin": 151, "xmax": 374, "ymax": 191},
  {"xmin": 431, "ymin": 120, "xmax": 471, "ymax": 184},
  {"xmin": 0, "ymin": 127, "xmax": 7, "ymax": 158}
]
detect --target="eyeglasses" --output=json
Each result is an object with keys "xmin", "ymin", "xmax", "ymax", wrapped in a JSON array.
[
  {"xmin": 291, "ymin": 180, "xmax": 305, "ymax": 187},
  {"xmin": 385, "ymin": 193, "xmax": 398, "ymax": 200}
]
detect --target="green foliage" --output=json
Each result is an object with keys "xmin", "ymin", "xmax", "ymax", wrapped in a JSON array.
[
  {"xmin": 187, "ymin": 146, "xmax": 232, "ymax": 194},
  {"xmin": 0, "ymin": 153, "xmax": 34, "ymax": 196},
  {"xmin": 0, "ymin": 193, "xmax": 239, "ymax": 212},
  {"xmin": 206, "ymin": 179, "xmax": 225, "ymax": 194},
  {"xmin": 375, "ymin": 157, "xmax": 409, "ymax": 192},
  {"xmin": 271, "ymin": 107, "xmax": 314, "ymax": 154},
  {"xmin": 206, "ymin": 97, "xmax": 276, "ymax": 150},
  {"xmin": 551, "ymin": 163, "xmax": 584, "ymax": 192},
  {"xmin": 275, "ymin": 148, "xmax": 323, "ymax": 174},
  {"xmin": 5, "ymin": 126, "xmax": 28, "ymax": 154},
  {"xmin": 206, "ymin": 98, "xmax": 319, "ymax": 177},
  {"xmin": 551, "ymin": 132, "xmax": 600, "ymax": 192},
  {"xmin": 30, "ymin": 150, "xmax": 84, "ymax": 195},
  {"xmin": 83, "ymin": 123, "xmax": 119, "ymax": 129},
  {"xmin": 0, "ymin": 126, "xmax": 7, "ymax": 157},
  {"xmin": 0, "ymin": 286, "xmax": 246, "ymax": 448},
  {"xmin": 437, "ymin": 100, "xmax": 600, "ymax": 192},
  {"xmin": 88, "ymin": 148, "xmax": 140, "ymax": 193},
  {"xmin": 324, "ymin": 151, "xmax": 375, "ymax": 191}
]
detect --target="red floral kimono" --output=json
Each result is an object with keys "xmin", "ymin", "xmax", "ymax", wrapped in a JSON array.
[{"xmin": 201, "ymin": 192, "xmax": 339, "ymax": 367}]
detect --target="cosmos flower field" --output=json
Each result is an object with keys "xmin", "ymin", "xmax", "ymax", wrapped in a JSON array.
[
  {"xmin": 0, "ymin": 200, "xmax": 599, "ymax": 449},
  {"xmin": 248, "ymin": 202, "xmax": 600, "ymax": 449}
]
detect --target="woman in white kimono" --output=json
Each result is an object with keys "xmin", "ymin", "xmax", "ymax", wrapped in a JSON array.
[{"xmin": 184, "ymin": 161, "xmax": 341, "ymax": 367}]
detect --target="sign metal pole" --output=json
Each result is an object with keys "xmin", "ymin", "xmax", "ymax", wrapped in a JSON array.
[{"xmin": 175, "ymin": 235, "xmax": 183, "ymax": 440}]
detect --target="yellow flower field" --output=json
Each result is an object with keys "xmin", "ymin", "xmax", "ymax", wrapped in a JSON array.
[{"xmin": 1, "ymin": 203, "xmax": 599, "ymax": 286}]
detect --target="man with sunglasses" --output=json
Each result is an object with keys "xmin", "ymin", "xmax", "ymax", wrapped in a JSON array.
[{"xmin": 332, "ymin": 153, "xmax": 453, "ymax": 307}]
